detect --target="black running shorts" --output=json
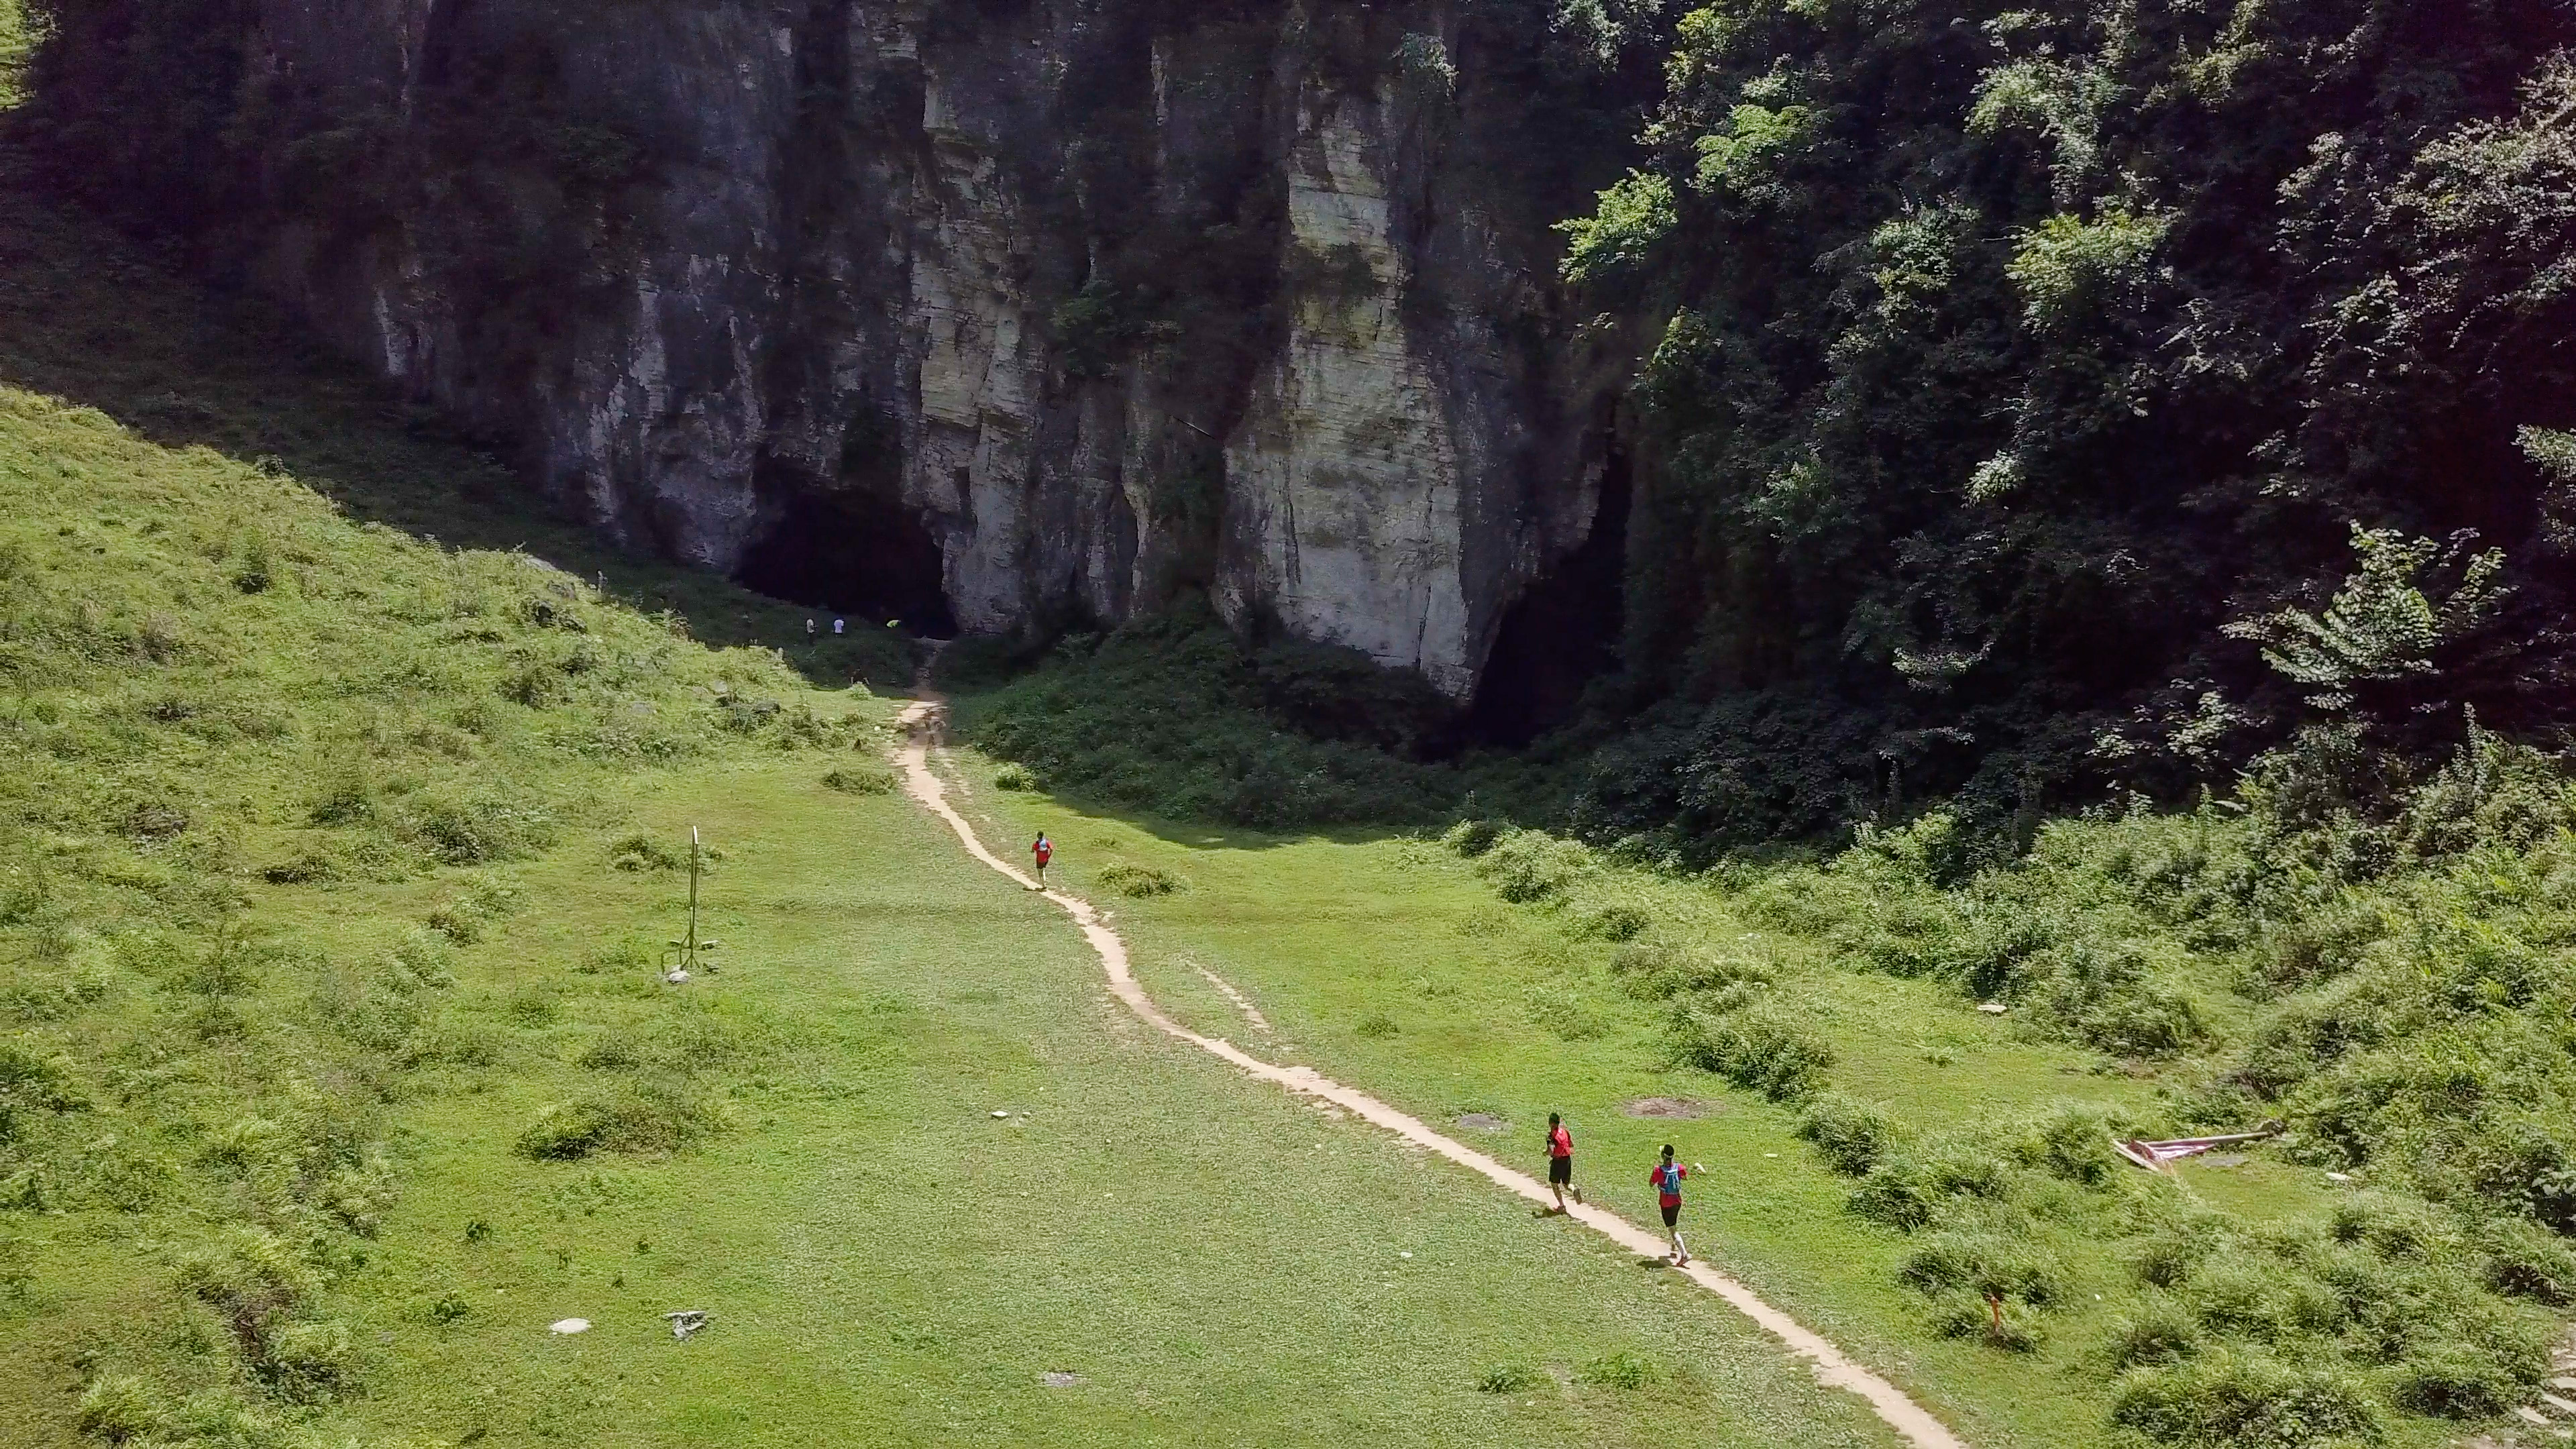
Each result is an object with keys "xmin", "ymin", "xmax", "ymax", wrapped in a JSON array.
[
  {"xmin": 1548, "ymin": 1156, "xmax": 1573, "ymax": 1185},
  {"xmin": 1660, "ymin": 1202, "xmax": 1680, "ymax": 1227}
]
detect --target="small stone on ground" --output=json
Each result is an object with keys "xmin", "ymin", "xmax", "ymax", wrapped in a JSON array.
[
  {"xmin": 1456, "ymin": 1113, "xmax": 1507, "ymax": 1132},
  {"xmin": 1042, "ymin": 1372, "xmax": 1084, "ymax": 1388},
  {"xmin": 549, "ymin": 1319, "xmax": 590, "ymax": 1335}
]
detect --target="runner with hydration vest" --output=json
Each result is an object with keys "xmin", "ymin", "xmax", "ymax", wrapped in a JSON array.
[
  {"xmin": 1544, "ymin": 1112, "xmax": 1581, "ymax": 1213},
  {"xmin": 1030, "ymin": 833, "xmax": 1052, "ymax": 890},
  {"xmin": 1650, "ymin": 1144, "xmax": 1693, "ymax": 1265}
]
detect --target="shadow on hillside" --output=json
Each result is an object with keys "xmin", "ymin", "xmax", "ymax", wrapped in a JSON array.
[
  {"xmin": 959, "ymin": 771, "xmax": 1419, "ymax": 857},
  {"xmin": 0, "ymin": 152, "xmax": 916, "ymax": 692}
]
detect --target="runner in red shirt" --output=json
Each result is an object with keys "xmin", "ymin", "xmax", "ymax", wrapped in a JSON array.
[
  {"xmin": 1544, "ymin": 1112, "xmax": 1581, "ymax": 1214},
  {"xmin": 1649, "ymin": 1144, "xmax": 1692, "ymax": 1265},
  {"xmin": 1030, "ymin": 833, "xmax": 1053, "ymax": 890}
]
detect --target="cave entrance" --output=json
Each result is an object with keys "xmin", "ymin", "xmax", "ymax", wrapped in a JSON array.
[
  {"xmin": 735, "ymin": 484, "xmax": 957, "ymax": 638},
  {"xmin": 1466, "ymin": 446, "xmax": 1631, "ymax": 747}
]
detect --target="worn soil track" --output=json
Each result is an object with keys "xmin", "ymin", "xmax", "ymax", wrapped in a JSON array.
[{"xmin": 894, "ymin": 696, "xmax": 1968, "ymax": 1449}]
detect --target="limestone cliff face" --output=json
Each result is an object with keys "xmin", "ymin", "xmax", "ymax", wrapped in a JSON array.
[{"xmin": 234, "ymin": 0, "xmax": 1635, "ymax": 695}]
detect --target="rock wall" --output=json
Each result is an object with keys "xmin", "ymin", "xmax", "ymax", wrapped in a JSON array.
[{"xmin": 232, "ymin": 0, "xmax": 1637, "ymax": 696}]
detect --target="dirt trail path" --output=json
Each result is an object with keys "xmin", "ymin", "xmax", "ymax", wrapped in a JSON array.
[{"xmin": 894, "ymin": 697, "xmax": 1966, "ymax": 1449}]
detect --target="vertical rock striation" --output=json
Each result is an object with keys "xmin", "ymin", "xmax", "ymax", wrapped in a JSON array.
[{"xmin": 180, "ymin": 0, "xmax": 1641, "ymax": 694}]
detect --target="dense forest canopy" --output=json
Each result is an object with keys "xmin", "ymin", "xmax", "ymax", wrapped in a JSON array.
[{"xmin": 1559, "ymin": 0, "xmax": 2576, "ymax": 849}]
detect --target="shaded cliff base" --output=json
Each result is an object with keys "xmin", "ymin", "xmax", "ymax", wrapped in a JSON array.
[
  {"xmin": 0, "ymin": 149, "xmax": 914, "ymax": 692},
  {"xmin": 734, "ymin": 480, "xmax": 958, "ymax": 639}
]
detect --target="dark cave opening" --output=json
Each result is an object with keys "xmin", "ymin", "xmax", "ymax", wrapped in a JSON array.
[
  {"xmin": 1466, "ymin": 447, "xmax": 1632, "ymax": 748},
  {"xmin": 735, "ymin": 484, "xmax": 957, "ymax": 638}
]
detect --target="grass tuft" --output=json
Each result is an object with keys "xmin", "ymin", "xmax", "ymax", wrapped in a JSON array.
[
  {"xmin": 823, "ymin": 766, "xmax": 898, "ymax": 796},
  {"xmin": 1576, "ymin": 1350, "xmax": 1664, "ymax": 1391},
  {"xmin": 513, "ymin": 1081, "xmax": 718, "ymax": 1160}
]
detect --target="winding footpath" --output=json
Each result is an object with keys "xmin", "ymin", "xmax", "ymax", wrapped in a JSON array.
[{"xmin": 894, "ymin": 697, "xmax": 1966, "ymax": 1449}]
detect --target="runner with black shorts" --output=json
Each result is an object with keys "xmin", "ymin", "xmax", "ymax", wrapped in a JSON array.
[
  {"xmin": 1650, "ymin": 1144, "xmax": 1691, "ymax": 1265},
  {"xmin": 1544, "ymin": 1112, "xmax": 1580, "ymax": 1213}
]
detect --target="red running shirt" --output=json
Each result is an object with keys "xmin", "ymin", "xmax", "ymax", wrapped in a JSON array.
[
  {"xmin": 1548, "ymin": 1125, "xmax": 1573, "ymax": 1159},
  {"xmin": 1033, "ymin": 840, "xmax": 1052, "ymax": 866}
]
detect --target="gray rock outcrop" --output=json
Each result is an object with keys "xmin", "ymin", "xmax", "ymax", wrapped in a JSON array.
[{"xmin": 235, "ymin": 0, "xmax": 1640, "ymax": 695}]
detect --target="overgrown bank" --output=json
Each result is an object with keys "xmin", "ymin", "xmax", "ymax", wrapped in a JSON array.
[{"xmin": 1435, "ymin": 718, "xmax": 2576, "ymax": 1444}]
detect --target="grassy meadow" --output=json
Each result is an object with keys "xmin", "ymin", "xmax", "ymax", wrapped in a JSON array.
[
  {"xmin": 0, "ymin": 141, "xmax": 1913, "ymax": 1447},
  {"xmin": 938, "ymin": 744, "xmax": 2569, "ymax": 1449}
]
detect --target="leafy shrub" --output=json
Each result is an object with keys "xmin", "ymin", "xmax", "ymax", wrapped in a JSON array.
[
  {"xmin": 513, "ymin": 1081, "xmax": 716, "ymax": 1160},
  {"xmin": 1473, "ymin": 1363, "xmax": 1544, "ymax": 1394},
  {"xmin": 174, "ymin": 1228, "xmax": 321, "ymax": 1356},
  {"xmin": 424, "ymin": 903, "xmax": 482, "ymax": 944},
  {"xmin": 1441, "ymin": 818, "xmax": 1503, "ymax": 857},
  {"xmin": 1096, "ymin": 863, "xmax": 1183, "ymax": 898},
  {"xmin": 1667, "ymin": 1004, "xmax": 1833, "ymax": 1100},
  {"xmin": 258, "ymin": 850, "xmax": 341, "ymax": 885},
  {"xmin": 1797, "ymin": 1093, "xmax": 1904, "ymax": 1176},
  {"xmin": 0, "ymin": 1042, "xmax": 89, "ymax": 1121},
  {"xmin": 1576, "ymin": 1350, "xmax": 1663, "ymax": 1390},
  {"xmin": 1474, "ymin": 829, "xmax": 1595, "ymax": 904},
  {"xmin": 2105, "ymin": 1301, "xmax": 2201, "ymax": 1369},
  {"xmin": 0, "ymin": 1234, "xmax": 32, "ymax": 1297},
  {"xmin": 2475, "ymin": 1216, "xmax": 2576, "ymax": 1304},
  {"xmin": 397, "ymin": 792, "xmax": 552, "ymax": 865},
  {"xmin": 2072, "ymin": 986, "xmax": 2206, "ymax": 1059},
  {"xmin": 2385, "ymin": 1338, "xmax": 2529, "ymax": 1417},
  {"xmin": 2184, "ymin": 1263, "xmax": 2347, "ymax": 1342},
  {"xmin": 2132, "ymin": 1229, "xmax": 2216, "ymax": 1289},
  {"xmin": 822, "ymin": 766, "xmax": 897, "ymax": 796},
  {"xmin": 1898, "ymin": 1230, "xmax": 2067, "ymax": 1307},
  {"xmin": 2325, "ymin": 1194, "xmax": 2454, "ymax": 1261},
  {"xmin": 608, "ymin": 833, "xmax": 680, "ymax": 871},
  {"xmin": 2006, "ymin": 1106, "xmax": 2123, "ymax": 1187},
  {"xmin": 991, "ymin": 763, "xmax": 1036, "ymax": 792},
  {"xmin": 1585, "ymin": 904, "xmax": 1654, "ymax": 941},
  {"xmin": 1927, "ymin": 1291, "xmax": 2045, "ymax": 1352},
  {"xmin": 2110, "ymin": 1350, "xmax": 2383, "ymax": 1448},
  {"xmin": 83, "ymin": 1144, "xmax": 174, "ymax": 1212},
  {"xmin": 76, "ymin": 1376, "xmax": 162, "ymax": 1444},
  {"xmin": 1846, "ymin": 1140, "xmax": 2012, "ymax": 1232},
  {"xmin": 576, "ymin": 1034, "xmax": 643, "ymax": 1071},
  {"xmin": 1609, "ymin": 941, "xmax": 1774, "ymax": 1003},
  {"xmin": 261, "ymin": 1318, "xmax": 359, "ymax": 1403},
  {"xmin": 307, "ymin": 768, "xmax": 378, "ymax": 826},
  {"xmin": 1354, "ymin": 1013, "xmax": 1400, "ymax": 1040}
]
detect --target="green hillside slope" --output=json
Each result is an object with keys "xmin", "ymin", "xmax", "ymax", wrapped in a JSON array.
[{"xmin": 0, "ymin": 162, "xmax": 1904, "ymax": 1448}]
